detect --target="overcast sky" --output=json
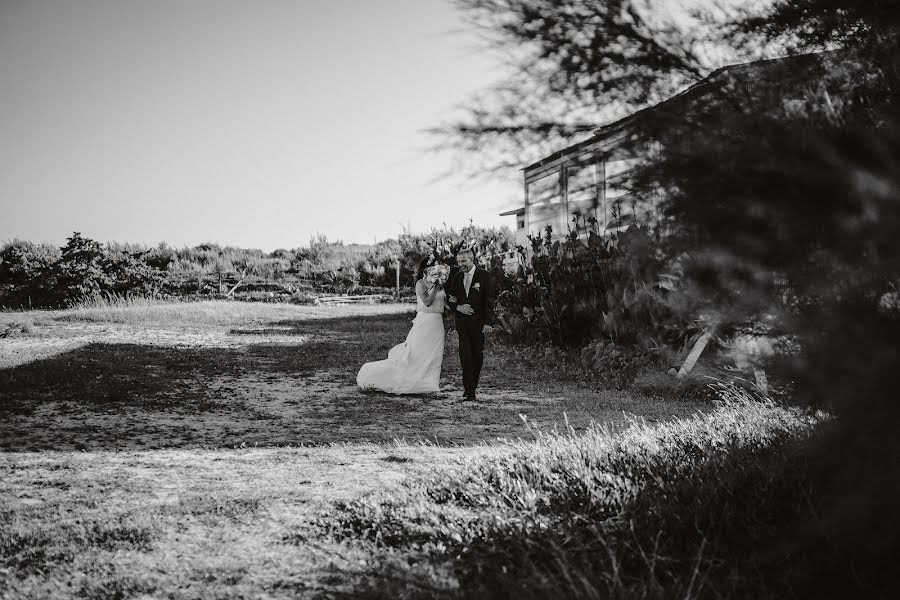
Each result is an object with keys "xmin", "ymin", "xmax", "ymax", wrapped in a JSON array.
[{"xmin": 0, "ymin": 0, "xmax": 524, "ymax": 251}]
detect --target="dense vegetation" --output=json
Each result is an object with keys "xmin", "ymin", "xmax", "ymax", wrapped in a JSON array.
[{"xmin": 0, "ymin": 224, "xmax": 514, "ymax": 309}]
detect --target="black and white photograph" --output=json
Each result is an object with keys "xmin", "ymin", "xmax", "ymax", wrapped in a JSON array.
[{"xmin": 1, "ymin": 0, "xmax": 897, "ymax": 598}]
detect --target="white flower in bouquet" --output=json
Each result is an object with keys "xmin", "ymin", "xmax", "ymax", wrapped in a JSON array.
[{"xmin": 425, "ymin": 264, "xmax": 450, "ymax": 285}]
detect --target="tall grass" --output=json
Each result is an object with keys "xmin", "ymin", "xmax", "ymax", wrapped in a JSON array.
[
  {"xmin": 68, "ymin": 291, "xmax": 174, "ymax": 310},
  {"xmin": 303, "ymin": 387, "xmax": 891, "ymax": 598},
  {"xmin": 52, "ymin": 295, "xmax": 412, "ymax": 327},
  {"xmin": 58, "ymin": 293, "xmax": 216, "ymax": 326}
]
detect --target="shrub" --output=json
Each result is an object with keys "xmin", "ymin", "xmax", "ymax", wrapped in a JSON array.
[
  {"xmin": 103, "ymin": 249, "xmax": 166, "ymax": 297},
  {"xmin": 0, "ymin": 240, "xmax": 60, "ymax": 308},
  {"xmin": 43, "ymin": 233, "xmax": 112, "ymax": 307},
  {"xmin": 289, "ymin": 291, "xmax": 317, "ymax": 305},
  {"xmin": 496, "ymin": 220, "xmax": 699, "ymax": 351},
  {"xmin": 579, "ymin": 338, "xmax": 662, "ymax": 389}
]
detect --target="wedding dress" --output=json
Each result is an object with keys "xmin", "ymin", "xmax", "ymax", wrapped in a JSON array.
[{"xmin": 356, "ymin": 288, "xmax": 445, "ymax": 394}]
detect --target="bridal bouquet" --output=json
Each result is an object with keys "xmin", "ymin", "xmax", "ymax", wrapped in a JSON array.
[{"xmin": 425, "ymin": 264, "xmax": 450, "ymax": 285}]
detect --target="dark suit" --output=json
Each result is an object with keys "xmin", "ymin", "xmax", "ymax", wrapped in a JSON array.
[{"xmin": 447, "ymin": 267, "xmax": 494, "ymax": 398}]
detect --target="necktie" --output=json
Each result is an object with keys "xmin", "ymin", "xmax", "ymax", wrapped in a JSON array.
[{"xmin": 464, "ymin": 271, "xmax": 472, "ymax": 295}]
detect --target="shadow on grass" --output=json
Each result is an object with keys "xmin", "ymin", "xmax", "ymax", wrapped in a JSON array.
[
  {"xmin": 0, "ymin": 312, "xmax": 583, "ymax": 451},
  {"xmin": 303, "ymin": 406, "xmax": 895, "ymax": 600},
  {"xmin": 230, "ymin": 308, "xmax": 421, "ymax": 337},
  {"xmin": 1, "ymin": 310, "xmax": 704, "ymax": 451}
]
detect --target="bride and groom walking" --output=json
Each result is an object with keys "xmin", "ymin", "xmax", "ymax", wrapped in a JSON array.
[{"xmin": 356, "ymin": 247, "xmax": 494, "ymax": 401}]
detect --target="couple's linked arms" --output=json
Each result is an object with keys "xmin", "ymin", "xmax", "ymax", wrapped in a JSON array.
[
  {"xmin": 449, "ymin": 274, "xmax": 495, "ymax": 328},
  {"xmin": 446, "ymin": 285, "xmax": 470, "ymax": 315}
]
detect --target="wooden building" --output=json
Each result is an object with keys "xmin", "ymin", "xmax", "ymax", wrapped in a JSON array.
[{"xmin": 499, "ymin": 51, "xmax": 841, "ymax": 245}]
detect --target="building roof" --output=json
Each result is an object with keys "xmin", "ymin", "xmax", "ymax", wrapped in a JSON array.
[
  {"xmin": 522, "ymin": 51, "xmax": 838, "ymax": 173},
  {"xmin": 498, "ymin": 207, "xmax": 525, "ymax": 216}
]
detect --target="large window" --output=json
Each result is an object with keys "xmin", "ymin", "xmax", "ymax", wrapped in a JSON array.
[
  {"xmin": 522, "ymin": 137, "xmax": 666, "ymax": 245},
  {"xmin": 605, "ymin": 157, "xmax": 642, "ymax": 179},
  {"xmin": 603, "ymin": 147, "xmax": 644, "ymax": 233},
  {"xmin": 605, "ymin": 176, "xmax": 635, "ymax": 232},
  {"xmin": 526, "ymin": 170, "xmax": 566, "ymax": 239},
  {"xmin": 566, "ymin": 158, "xmax": 601, "ymax": 231}
]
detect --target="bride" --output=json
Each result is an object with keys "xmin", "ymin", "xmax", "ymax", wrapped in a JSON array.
[{"xmin": 356, "ymin": 256, "xmax": 450, "ymax": 394}]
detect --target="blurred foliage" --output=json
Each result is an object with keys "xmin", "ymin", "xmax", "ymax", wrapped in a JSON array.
[
  {"xmin": 435, "ymin": 1, "xmax": 900, "ymax": 595},
  {"xmin": 438, "ymin": 0, "xmax": 743, "ymax": 174},
  {"xmin": 446, "ymin": 0, "xmax": 900, "ymax": 401}
]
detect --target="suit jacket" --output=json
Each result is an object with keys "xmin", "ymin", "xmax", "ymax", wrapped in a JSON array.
[{"xmin": 447, "ymin": 266, "xmax": 495, "ymax": 326}]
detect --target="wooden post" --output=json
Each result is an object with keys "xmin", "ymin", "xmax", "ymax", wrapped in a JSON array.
[
  {"xmin": 395, "ymin": 259, "xmax": 400, "ymax": 299},
  {"xmin": 753, "ymin": 368, "xmax": 769, "ymax": 394},
  {"xmin": 677, "ymin": 331, "xmax": 712, "ymax": 379}
]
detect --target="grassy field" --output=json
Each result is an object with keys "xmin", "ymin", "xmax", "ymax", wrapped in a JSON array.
[
  {"xmin": 2, "ymin": 301, "xmax": 856, "ymax": 599},
  {"xmin": 0, "ymin": 301, "xmax": 702, "ymax": 451}
]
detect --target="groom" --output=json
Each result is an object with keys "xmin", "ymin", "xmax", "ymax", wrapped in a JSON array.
[{"xmin": 447, "ymin": 247, "xmax": 494, "ymax": 402}]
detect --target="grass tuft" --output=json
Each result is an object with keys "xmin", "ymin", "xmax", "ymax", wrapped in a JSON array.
[
  {"xmin": 381, "ymin": 455, "xmax": 414, "ymax": 463},
  {"xmin": 0, "ymin": 513, "xmax": 156, "ymax": 577},
  {"xmin": 304, "ymin": 387, "xmax": 854, "ymax": 598},
  {"xmin": 0, "ymin": 319, "xmax": 35, "ymax": 338}
]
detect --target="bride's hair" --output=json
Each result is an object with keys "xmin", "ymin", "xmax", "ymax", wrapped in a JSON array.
[{"xmin": 416, "ymin": 254, "xmax": 440, "ymax": 280}]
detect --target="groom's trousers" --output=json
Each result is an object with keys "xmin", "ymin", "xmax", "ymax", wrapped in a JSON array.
[{"xmin": 457, "ymin": 318, "xmax": 485, "ymax": 396}]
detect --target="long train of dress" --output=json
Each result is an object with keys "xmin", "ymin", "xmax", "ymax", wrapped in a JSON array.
[{"xmin": 357, "ymin": 294, "xmax": 445, "ymax": 394}]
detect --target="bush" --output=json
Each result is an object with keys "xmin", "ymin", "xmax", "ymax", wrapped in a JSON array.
[
  {"xmin": 496, "ymin": 221, "xmax": 699, "ymax": 352},
  {"xmin": 45, "ymin": 232, "xmax": 111, "ymax": 306},
  {"xmin": 103, "ymin": 249, "xmax": 166, "ymax": 297},
  {"xmin": 579, "ymin": 338, "xmax": 663, "ymax": 389},
  {"xmin": 289, "ymin": 291, "xmax": 317, "ymax": 305},
  {"xmin": 631, "ymin": 366, "xmax": 737, "ymax": 403},
  {"xmin": 1, "ymin": 233, "xmax": 168, "ymax": 308},
  {"xmin": 0, "ymin": 240, "xmax": 61, "ymax": 308}
]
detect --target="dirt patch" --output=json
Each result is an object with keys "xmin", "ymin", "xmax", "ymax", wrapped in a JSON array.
[{"xmin": 1, "ymin": 303, "xmax": 702, "ymax": 451}]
